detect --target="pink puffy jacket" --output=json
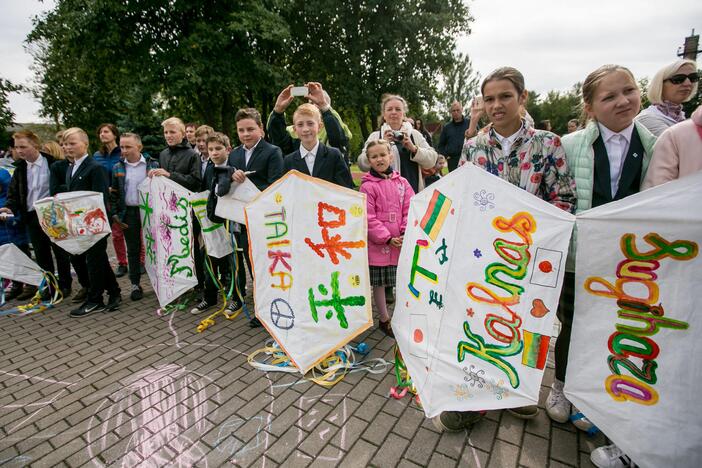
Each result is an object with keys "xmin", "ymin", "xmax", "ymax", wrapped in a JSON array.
[{"xmin": 360, "ymin": 171, "xmax": 415, "ymax": 267}]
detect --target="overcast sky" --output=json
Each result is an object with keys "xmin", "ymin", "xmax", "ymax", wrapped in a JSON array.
[{"xmin": 1, "ymin": 0, "xmax": 700, "ymax": 122}]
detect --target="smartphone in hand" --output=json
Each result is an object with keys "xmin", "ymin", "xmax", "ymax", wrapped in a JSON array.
[{"xmin": 291, "ymin": 86, "xmax": 309, "ymax": 97}]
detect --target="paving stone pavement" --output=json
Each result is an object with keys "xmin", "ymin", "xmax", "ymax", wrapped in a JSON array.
[{"xmin": 0, "ymin": 264, "xmax": 607, "ymax": 467}]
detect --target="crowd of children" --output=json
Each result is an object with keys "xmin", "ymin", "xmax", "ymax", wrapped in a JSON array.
[{"xmin": 1, "ymin": 60, "xmax": 700, "ymax": 467}]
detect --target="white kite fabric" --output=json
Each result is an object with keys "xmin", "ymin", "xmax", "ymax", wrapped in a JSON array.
[
  {"xmin": 33, "ymin": 191, "xmax": 111, "ymax": 255},
  {"xmin": 0, "ymin": 244, "xmax": 44, "ymax": 286},
  {"xmin": 189, "ymin": 191, "xmax": 233, "ymax": 259},
  {"xmin": 245, "ymin": 170, "xmax": 372, "ymax": 373},
  {"xmin": 565, "ymin": 171, "xmax": 702, "ymax": 468},
  {"xmin": 138, "ymin": 177, "xmax": 197, "ymax": 307},
  {"xmin": 215, "ymin": 177, "xmax": 261, "ymax": 224},
  {"xmin": 393, "ymin": 164, "xmax": 575, "ymax": 418}
]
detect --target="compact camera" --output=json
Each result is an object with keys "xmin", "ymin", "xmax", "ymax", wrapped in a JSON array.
[{"xmin": 392, "ymin": 131, "xmax": 405, "ymax": 142}]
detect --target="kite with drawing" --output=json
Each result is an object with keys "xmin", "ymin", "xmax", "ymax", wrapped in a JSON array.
[
  {"xmin": 0, "ymin": 243, "xmax": 63, "ymax": 315},
  {"xmin": 392, "ymin": 164, "xmax": 575, "ymax": 417}
]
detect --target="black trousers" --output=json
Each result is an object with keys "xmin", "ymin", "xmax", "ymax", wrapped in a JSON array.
[
  {"xmin": 192, "ymin": 214, "xmax": 206, "ymax": 289},
  {"xmin": 555, "ymin": 271, "xmax": 575, "ymax": 382},
  {"xmin": 70, "ymin": 253, "xmax": 90, "ymax": 290},
  {"xmin": 447, "ymin": 152, "xmax": 461, "ymax": 172},
  {"xmin": 123, "ymin": 207, "xmax": 142, "ymax": 286},
  {"xmin": 85, "ymin": 236, "xmax": 120, "ymax": 304},
  {"xmin": 234, "ymin": 226, "xmax": 251, "ymax": 299},
  {"xmin": 203, "ymin": 255, "xmax": 232, "ymax": 304},
  {"xmin": 26, "ymin": 210, "xmax": 72, "ymax": 291}
]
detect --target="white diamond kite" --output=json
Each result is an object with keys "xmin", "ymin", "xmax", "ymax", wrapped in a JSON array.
[
  {"xmin": 245, "ymin": 170, "xmax": 372, "ymax": 373},
  {"xmin": 34, "ymin": 191, "xmax": 111, "ymax": 255},
  {"xmin": 139, "ymin": 176, "xmax": 197, "ymax": 307},
  {"xmin": 565, "ymin": 171, "xmax": 702, "ymax": 468},
  {"xmin": 393, "ymin": 163, "xmax": 575, "ymax": 417}
]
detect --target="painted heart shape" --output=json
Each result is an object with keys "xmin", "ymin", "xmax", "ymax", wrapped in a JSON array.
[{"xmin": 530, "ymin": 298, "xmax": 550, "ymax": 318}]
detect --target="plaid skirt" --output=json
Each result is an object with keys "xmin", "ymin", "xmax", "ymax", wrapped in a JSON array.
[{"xmin": 369, "ymin": 265, "xmax": 397, "ymax": 287}]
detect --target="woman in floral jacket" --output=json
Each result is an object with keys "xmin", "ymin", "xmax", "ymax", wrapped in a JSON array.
[
  {"xmin": 458, "ymin": 67, "xmax": 576, "ymax": 214},
  {"xmin": 435, "ymin": 67, "xmax": 576, "ymax": 434}
]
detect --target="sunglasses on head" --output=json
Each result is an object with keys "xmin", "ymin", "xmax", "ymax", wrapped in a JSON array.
[{"xmin": 666, "ymin": 73, "xmax": 699, "ymax": 85}]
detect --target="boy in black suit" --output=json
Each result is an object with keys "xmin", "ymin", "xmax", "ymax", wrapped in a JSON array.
[
  {"xmin": 226, "ymin": 108, "xmax": 284, "ymax": 327},
  {"xmin": 191, "ymin": 132, "xmax": 241, "ymax": 316},
  {"xmin": 61, "ymin": 127, "xmax": 121, "ymax": 317},
  {"xmin": 282, "ymin": 103, "xmax": 354, "ymax": 189}
]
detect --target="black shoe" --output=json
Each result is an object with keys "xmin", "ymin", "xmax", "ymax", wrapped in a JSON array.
[
  {"xmin": 106, "ymin": 292, "xmax": 122, "ymax": 311},
  {"xmin": 130, "ymin": 285, "xmax": 143, "ymax": 301},
  {"xmin": 72, "ymin": 287, "xmax": 89, "ymax": 303},
  {"xmin": 16, "ymin": 286, "xmax": 37, "ymax": 301},
  {"xmin": 249, "ymin": 317, "xmax": 262, "ymax": 328},
  {"xmin": 5, "ymin": 286, "xmax": 24, "ymax": 301},
  {"xmin": 115, "ymin": 265, "xmax": 128, "ymax": 278},
  {"xmin": 432, "ymin": 411, "xmax": 484, "ymax": 432},
  {"xmin": 225, "ymin": 299, "xmax": 243, "ymax": 317},
  {"xmin": 190, "ymin": 299, "xmax": 214, "ymax": 315},
  {"xmin": 70, "ymin": 301, "xmax": 105, "ymax": 317}
]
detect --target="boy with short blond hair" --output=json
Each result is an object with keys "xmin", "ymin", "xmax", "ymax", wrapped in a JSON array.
[
  {"xmin": 150, "ymin": 117, "xmax": 201, "ymax": 192},
  {"xmin": 283, "ymin": 103, "xmax": 353, "ymax": 188}
]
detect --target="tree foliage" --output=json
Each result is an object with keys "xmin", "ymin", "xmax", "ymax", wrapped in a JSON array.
[
  {"xmin": 282, "ymin": 0, "xmax": 472, "ymax": 140},
  {"xmin": 526, "ymin": 83, "xmax": 582, "ymax": 135},
  {"xmin": 1, "ymin": 78, "xmax": 22, "ymax": 127},
  {"xmin": 28, "ymin": 0, "xmax": 473, "ymax": 149},
  {"xmin": 1, "ymin": 78, "xmax": 23, "ymax": 144},
  {"xmin": 435, "ymin": 51, "xmax": 481, "ymax": 117}
]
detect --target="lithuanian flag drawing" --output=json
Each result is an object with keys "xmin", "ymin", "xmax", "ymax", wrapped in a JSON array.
[{"xmin": 419, "ymin": 190, "xmax": 452, "ymax": 241}]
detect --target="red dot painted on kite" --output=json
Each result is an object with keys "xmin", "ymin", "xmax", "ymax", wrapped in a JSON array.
[
  {"xmin": 413, "ymin": 328, "xmax": 424, "ymax": 343},
  {"xmin": 539, "ymin": 261, "xmax": 553, "ymax": 273}
]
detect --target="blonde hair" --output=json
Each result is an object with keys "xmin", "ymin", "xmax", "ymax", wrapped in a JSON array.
[
  {"xmin": 161, "ymin": 117, "xmax": 186, "ymax": 133},
  {"xmin": 12, "ymin": 130, "xmax": 42, "ymax": 149},
  {"xmin": 194, "ymin": 125, "xmax": 215, "ymax": 138},
  {"xmin": 647, "ymin": 59, "xmax": 698, "ymax": 104},
  {"xmin": 365, "ymin": 139, "xmax": 392, "ymax": 154},
  {"xmin": 293, "ymin": 103, "xmax": 322, "ymax": 123},
  {"xmin": 41, "ymin": 141, "xmax": 64, "ymax": 159},
  {"xmin": 581, "ymin": 64, "xmax": 638, "ymax": 123},
  {"xmin": 62, "ymin": 127, "xmax": 89, "ymax": 144}
]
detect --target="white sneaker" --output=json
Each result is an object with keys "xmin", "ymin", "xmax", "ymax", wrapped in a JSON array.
[
  {"xmin": 546, "ymin": 379, "xmax": 570, "ymax": 423},
  {"xmin": 571, "ymin": 405, "xmax": 595, "ymax": 432},
  {"xmin": 591, "ymin": 444, "xmax": 637, "ymax": 468},
  {"xmin": 190, "ymin": 300, "xmax": 214, "ymax": 315}
]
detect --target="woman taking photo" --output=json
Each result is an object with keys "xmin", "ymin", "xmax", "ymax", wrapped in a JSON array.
[
  {"xmin": 636, "ymin": 59, "xmax": 699, "ymax": 136},
  {"xmin": 357, "ymin": 94, "xmax": 438, "ymax": 193}
]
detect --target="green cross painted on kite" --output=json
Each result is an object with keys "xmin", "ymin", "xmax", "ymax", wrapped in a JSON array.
[{"xmin": 139, "ymin": 192, "xmax": 153, "ymax": 228}]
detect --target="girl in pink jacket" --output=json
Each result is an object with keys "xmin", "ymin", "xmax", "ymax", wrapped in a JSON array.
[{"xmin": 360, "ymin": 140, "xmax": 415, "ymax": 337}]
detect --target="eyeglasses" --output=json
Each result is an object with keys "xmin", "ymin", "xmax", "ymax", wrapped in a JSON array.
[{"xmin": 666, "ymin": 73, "xmax": 699, "ymax": 85}]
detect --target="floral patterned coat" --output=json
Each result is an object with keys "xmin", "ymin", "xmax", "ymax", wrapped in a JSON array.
[{"xmin": 459, "ymin": 121, "xmax": 576, "ymax": 213}]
